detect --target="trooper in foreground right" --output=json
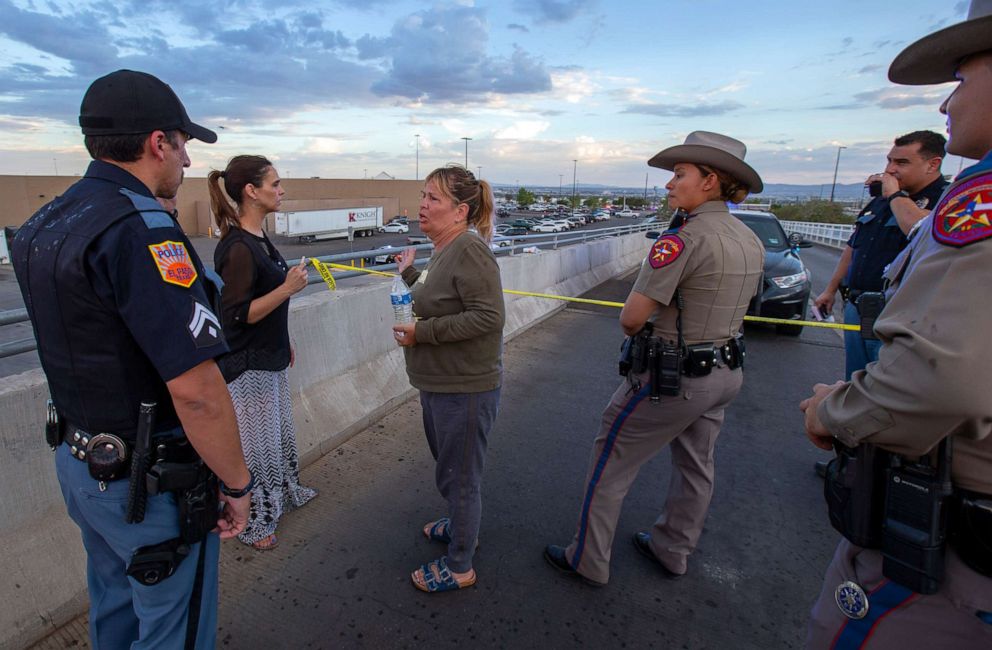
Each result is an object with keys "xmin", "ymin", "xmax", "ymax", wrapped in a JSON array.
[{"xmin": 800, "ymin": 1, "xmax": 992, "ymax": 647}]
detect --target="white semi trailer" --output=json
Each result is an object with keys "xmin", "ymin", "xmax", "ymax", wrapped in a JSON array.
[{"xmin": 274, "ymin": 206, "xmax": 383, "ymax": 242}]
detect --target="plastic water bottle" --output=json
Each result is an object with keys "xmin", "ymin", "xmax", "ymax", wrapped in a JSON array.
[{"xmin": 390, "ymin": 275, "xmax": 413, "ymax": 323}]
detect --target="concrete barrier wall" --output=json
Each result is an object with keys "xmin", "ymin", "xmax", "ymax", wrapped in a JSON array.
[{"xmin": 0, "ymin": 232, "xmax": 647, "ymax": 649}]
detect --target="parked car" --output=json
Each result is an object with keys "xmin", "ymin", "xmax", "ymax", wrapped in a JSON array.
[
  {"xmin": 365, "ymin": 245, "xmax": 398, "ymax": 265},
  {"xmin": 565, "ymin": 216, "xmax": 585, "ymax": 227},
  {"xmin": 616, "ymin": 209, "xmax": 638, "ymax": 218},
  {"xmin": 406, "ymin": 234, "xmax": 430, "ymax": 245},
  {"xmin": 490, "ymin": 236, "xmax": 513, "ymax": 251},
  {"xmin": 531, "ymin": 222, "xmax": 561, "ymax": 233},
  {"xmin": 503, "ymin": 226, "xmax": 528, "ymax": 236},
  {"xmin": 378, "ymin": 222, "xmax": 409, "ymax": 233},
  {"xmin": 730, "ymin": 210, "xmax": 813, "ymax": 336}
]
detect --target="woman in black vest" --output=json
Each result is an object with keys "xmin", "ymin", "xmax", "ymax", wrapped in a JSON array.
[{"xmin": 209, "ymin": 155, "xmax": 316, "ymax": 550}]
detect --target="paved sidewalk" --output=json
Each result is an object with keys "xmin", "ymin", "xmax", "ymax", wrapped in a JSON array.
[{"xmin": 31, "ymin": 274, "xmax": 841, "ymax": 649}]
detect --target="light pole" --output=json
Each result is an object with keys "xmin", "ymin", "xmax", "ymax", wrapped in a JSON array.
[
  {"xmin": 461, "ymin": 137, "xmax": 472, "ymax": 168},
  {"xmin": 477, "ymin": 166, "xmax": 482, "ymax": 179},
  {"xmin": 558, "ymin": 174, "xmax": 563, "ymax": 202},
  {"xmin": 571, "ymin": 159, "xmax": 578, "ymax": 211},
  {"xmin": 415, "ymin": 134, "xmax": 421, "ymax": 180},
  {"xmin": 829, "ymin": 145, "xmax": 847, "ymax": 203}
]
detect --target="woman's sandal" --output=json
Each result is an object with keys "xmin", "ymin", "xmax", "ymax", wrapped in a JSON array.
[
  {"xmin": 251, "ymin": 534, "xmax": 279, "ymax": 551},
  {"xmin": 422, "ymin": 518, "xmax": 480, "ymax": 550},
  {"xmin": 411, "ymin": 556, "xmax": 476, "ymax": 593},
  {"xmin": 423, "ymin": 517, "xmax": 452, "ymax": 544}
]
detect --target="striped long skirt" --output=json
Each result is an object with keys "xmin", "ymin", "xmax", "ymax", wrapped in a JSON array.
[{"xmin": 227, "ymin": 368, "xmax": 317, "ymax": 546}]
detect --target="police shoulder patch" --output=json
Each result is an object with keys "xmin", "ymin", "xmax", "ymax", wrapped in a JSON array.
[
  {"xmin": 932, "ymin": 176, "xmax": 992, "ymax": 247},
  {"xmin": 648, "ymin": 234, "xmax": 685, "ymax": 269},
  {"xmin": 148, "ymin": 241, "xmax": 198, "ymax": 288}
]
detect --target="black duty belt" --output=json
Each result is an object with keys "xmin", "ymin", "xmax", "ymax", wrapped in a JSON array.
[
  {"xmin": 682, "ymin": 337, "xmax": 745, "ymax": 376},
  {"xmin": 62, "ymin": 423, "xmax": 194, "ymax": 469}
]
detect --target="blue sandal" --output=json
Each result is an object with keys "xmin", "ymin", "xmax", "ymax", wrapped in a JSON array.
[
  {"xmin": 423, "ymin": 517, "xmax": 452, "ymax": 544},
  {"xmin": 411, "ymin": 556, "xmax": 477, "ymax": 593}
]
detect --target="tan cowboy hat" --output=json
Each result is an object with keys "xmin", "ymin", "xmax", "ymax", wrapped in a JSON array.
[
  {"xmin": 889, "ymin": 0, "xmax": 992, "ymax": 84},
  {"xmin": 648, "ymin": 131, "xmax": 763, "ymax": 194}
]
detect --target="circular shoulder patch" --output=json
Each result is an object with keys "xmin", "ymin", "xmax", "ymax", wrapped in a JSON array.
[
  {"xmin": 932, "ymin": 175, "xmax": 992, "ymax": 247},
  {"xmin": 834, "ymin": 581, "xmax": 869, "ymax": 620},
  {"xmin": 648, "ymin": 234, "xmax": 685, "ymax": 269}
]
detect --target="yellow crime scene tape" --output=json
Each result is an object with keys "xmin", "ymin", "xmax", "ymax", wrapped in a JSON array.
[{"xmin": 308, "ymin": 260, "xmax": 857, "ymax": 331}]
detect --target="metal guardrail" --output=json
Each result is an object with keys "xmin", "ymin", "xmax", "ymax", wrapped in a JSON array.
[
  {"xmin": 0, "ymin": 221, "xmax": 663, "ymax": 359},
  {"xmin": 781, "ymin": 220, "xmax": 853, "ymax": 250}
]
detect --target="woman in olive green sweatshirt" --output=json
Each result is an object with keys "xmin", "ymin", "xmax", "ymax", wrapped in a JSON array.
[{"xmin": 393, "ymin": 165, "xmax": 505, "ymax": 593}]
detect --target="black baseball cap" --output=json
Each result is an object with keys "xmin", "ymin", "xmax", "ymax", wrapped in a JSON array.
[{"xmin": 79, "ymin": 70, "xmax": 217, "ymax": 143}]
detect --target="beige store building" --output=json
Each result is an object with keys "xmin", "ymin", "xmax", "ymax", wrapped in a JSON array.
[{"xmin": 0, "ymin": 175, "xmax": 423, "ymax": 235}]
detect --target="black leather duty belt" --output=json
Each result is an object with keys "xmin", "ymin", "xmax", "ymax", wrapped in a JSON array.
[
  {"xmin": 62, "ymin": 424, "xmax": 193, "ymax": 466},
  {"xmin": 682, "ymin": 337, "xmax": 745, "ymax": 376}
]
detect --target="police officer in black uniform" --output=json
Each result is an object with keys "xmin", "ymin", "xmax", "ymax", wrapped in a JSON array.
[
  {"xmin": 814, "ymin": 131, "xmax": 948, "ymax": 381},
  {"xmin": 11, "ymin": 70, "xmax": 253, "ymax": 649}
]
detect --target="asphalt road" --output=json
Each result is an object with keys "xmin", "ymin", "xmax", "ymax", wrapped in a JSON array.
[{"xmin": 31, "ymin": 250, "xmax": 848, "ymax": 649}]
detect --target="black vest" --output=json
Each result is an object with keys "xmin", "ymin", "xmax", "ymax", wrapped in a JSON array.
[{"xmin": 12, "ymin": 176, "xmax": 216, "ymax": 438}]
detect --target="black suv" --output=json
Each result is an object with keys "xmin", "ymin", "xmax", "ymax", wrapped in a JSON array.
[{"xmin": 731, "ymin": 210, "xmax": 812, "ymax": 335}]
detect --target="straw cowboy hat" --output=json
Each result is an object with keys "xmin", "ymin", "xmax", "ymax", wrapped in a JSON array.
[
  {"xmin": 889, "ymin": 0, "xmax": 992, "ymax": 84},
  {"xmin": 648, "ymin": 131, "xmax": 763, "ymax": 194}
]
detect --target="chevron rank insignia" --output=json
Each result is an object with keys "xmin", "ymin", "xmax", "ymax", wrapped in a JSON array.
[
  {"xmin": 188, "ymin": 301, "xmax": 221, "ymax": 348},
  {"xmin": 648, "ymin": 234, "xmax": 685, "ymax": 269},
  {"xmin": 932, "ymin": 176, "xmax": 992, "ymax": 247},
  {"xmin": 148, "ymin": 241, "xmax": 198, "ymax": 287}
]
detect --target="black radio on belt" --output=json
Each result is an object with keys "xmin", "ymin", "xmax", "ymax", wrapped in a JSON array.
[
  {"xmin": 881, "ymin": 438, "xmax": 953, "ymax": 594},
  {"xmin": 650, "ymin": 339, "xmax": 682, "ymax": 401},
  {"xmin": 857, "ymin": 292, "xmax": 886, "ymax": 340}
]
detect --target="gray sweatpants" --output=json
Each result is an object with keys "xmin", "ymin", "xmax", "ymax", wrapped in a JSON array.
[{"xmin": 420, "ymin": 387, "xmax": 501, "ymax": 573}]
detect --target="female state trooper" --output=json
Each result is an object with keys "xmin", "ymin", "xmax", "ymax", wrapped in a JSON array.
[{"xmin": 545, "ymin": 131, "xmax": 765, "ymax": 586}]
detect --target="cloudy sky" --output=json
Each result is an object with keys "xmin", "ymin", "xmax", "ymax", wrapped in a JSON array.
[{"xmin": 0, "ymin": 0, "xmax": 972, "ymax": 188}]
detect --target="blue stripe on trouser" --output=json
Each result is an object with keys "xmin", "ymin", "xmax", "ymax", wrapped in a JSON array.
[
  {"xmin": 571, "ymin": 383, "xmax": 651, "ymax": 569},
  {"xmin": 832, "ymin": 580, "xmax": 917, "ymax": 649}
]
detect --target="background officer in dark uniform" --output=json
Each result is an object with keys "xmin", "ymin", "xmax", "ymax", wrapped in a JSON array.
[
  {"xmin": 801, "ymin": 2, "xmax": 992, "ymax": 646},
  {"xmin": 11, "ymin": 70, "xmax": 252, "ymax": 649},
  {"xmin": 814, "ymin": 130, "xmax": 948, "ymax": 381}
]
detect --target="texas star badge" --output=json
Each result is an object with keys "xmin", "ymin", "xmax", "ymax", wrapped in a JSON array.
[
  {"xmin": 834, "ymin": 580, "xmax": 869, "ymax": 620},
  {"xmin": 648, "ymin": 234, "xmax": 685, "ymax": 269},
  {"xmin": 932, "ymin": 176, "xmax": 992, "ymax": 247},
  {"xmin": 148, "ymin": 241, "xmax": 198, "ymax": 288}
]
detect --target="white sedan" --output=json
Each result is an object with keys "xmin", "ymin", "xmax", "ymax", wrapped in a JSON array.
[
  {"xmin": 379, "ymin": 222, "xmax": 410, "ymax": 233},
  {"xmin": 531, "ymin": 222, "xmax": 562, "ymax": 233}
]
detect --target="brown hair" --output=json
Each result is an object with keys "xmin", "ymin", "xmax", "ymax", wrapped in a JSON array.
[
  {"xmin": 693, "ymin": 163, "xmax": 750, "ymax": 204},
  {"xmin": 85, "ymin": 129, "xmax": 183, "ymax": 163},
  {"xmin": 425, "ymin": 165, "xmax": 495, "ymax": 242},
  {"xmin": 207, "ymin": 155, "xmax": 273, "ymax": 237}
]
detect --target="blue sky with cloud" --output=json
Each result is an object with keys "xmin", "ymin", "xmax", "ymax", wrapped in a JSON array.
[{"xmin": 0, "ymin": 0, "xmax": 972, "ymax": 187}]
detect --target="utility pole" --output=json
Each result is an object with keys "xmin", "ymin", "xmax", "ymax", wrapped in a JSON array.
[
  {"xmin": 415, "ymin": 134, "xmax": 420, "ymax": 180},
  {"xmin": 829, "ymin": 145, "xmax": 846, "ymax": 203},
  {"xmin": 571, "ymin": 160, "xmax": 578, "ymax": 211}
]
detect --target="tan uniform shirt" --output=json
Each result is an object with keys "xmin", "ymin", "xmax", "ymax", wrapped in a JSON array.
[
  {"xmin": 632, "ymin": 201, "xmax": 764, "ymax": 344},
  {"xmin": 819, "ymin": 168, "xmax": 992, "ymax": 493}
]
